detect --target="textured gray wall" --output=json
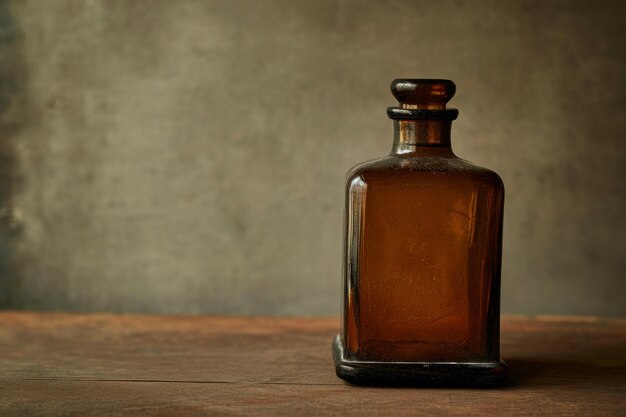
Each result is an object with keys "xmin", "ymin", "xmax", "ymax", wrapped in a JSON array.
[{"xmin": 0, "ymin": 0, "xmax": 624, "ymax": 316}]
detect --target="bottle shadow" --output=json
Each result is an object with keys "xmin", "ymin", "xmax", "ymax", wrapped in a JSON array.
[{"xmin": 503, "ymin": 355, "xmax": 626, "ymax": 388}]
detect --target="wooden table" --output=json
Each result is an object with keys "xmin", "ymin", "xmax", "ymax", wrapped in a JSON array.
[{"xmin": 0, "ymin": 312, "xmax": 624, "ymax": 416}]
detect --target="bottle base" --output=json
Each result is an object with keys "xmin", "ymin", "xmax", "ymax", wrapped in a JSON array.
[{"xmin": 332, "ymin": 335, "xmax": 508, "ymax": 387}]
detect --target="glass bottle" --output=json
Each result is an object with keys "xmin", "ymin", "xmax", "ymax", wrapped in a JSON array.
[{"xmin": 332, "ymin": 79, "xmax": 508, "ymax": 386}]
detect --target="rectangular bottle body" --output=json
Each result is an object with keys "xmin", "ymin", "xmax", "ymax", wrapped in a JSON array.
[{"xmin": 342, "ymin": 159, "xmax": 504, "ymax": 363}]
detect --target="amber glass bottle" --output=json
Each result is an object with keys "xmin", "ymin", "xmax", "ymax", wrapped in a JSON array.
[{"xmin": 332, "ymin": 79, "xmax": 507, "ymax": 386}]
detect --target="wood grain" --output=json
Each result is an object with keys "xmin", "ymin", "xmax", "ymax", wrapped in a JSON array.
[{"xmin": 0, "ymin": 313, "xmax": 625, "ymax": 416}]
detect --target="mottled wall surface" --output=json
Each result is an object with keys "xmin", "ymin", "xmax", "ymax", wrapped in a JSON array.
[{"xmin": 0, "ymin": 0, "xmax": 624, "ymax": 316}]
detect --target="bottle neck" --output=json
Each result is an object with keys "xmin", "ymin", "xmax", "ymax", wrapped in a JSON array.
[{"xmin": 391, "ymin": 120, "xmax": 453, "ymax": 155}]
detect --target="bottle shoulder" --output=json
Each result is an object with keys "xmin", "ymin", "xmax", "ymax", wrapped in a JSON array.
[{"xmin": 346, "ymin": 154, "xmax": 504, "ymax": 191}]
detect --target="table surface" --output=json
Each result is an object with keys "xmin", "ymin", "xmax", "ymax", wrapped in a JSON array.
[{"xmin": 0, "ymin": 312, "xmax": 624, "ymax": 416}]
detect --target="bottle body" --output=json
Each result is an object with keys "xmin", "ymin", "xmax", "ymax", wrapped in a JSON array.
[
  {"xmin": 333, "ymin": 79, "xmax": 507, "ymax": 385},
  {"xmin": 342, "ymin": 151, "xmax": 504, "ymax": 363}
]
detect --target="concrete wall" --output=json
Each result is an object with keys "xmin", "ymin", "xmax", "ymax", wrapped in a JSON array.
[{"xmin": 0, "ymin": 0, "xmax": 624, "ymax": 316}]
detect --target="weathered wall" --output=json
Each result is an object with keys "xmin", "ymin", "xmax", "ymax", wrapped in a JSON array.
[{"xmin": 0, "ymin": 0, "xmax": 624, "ymax": 316}]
